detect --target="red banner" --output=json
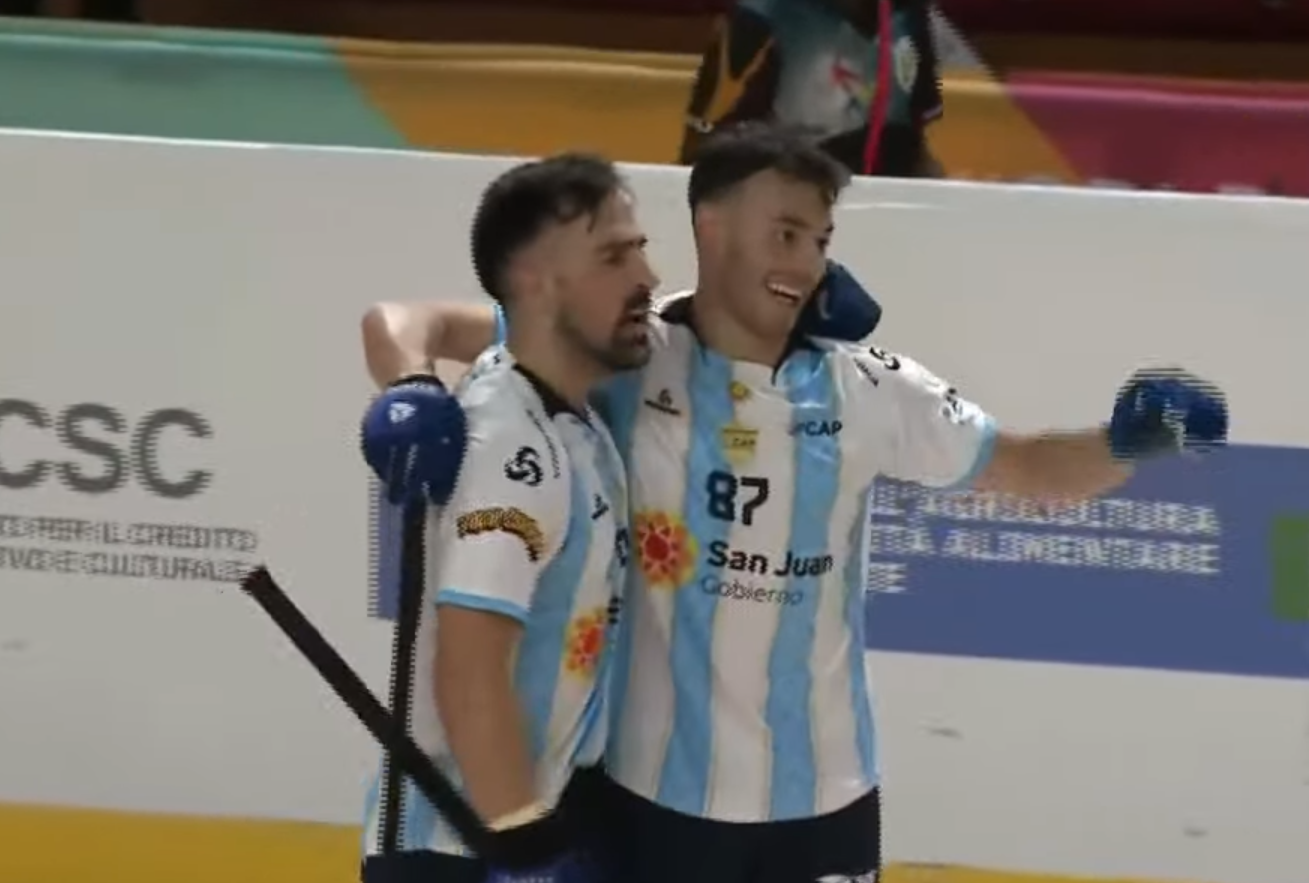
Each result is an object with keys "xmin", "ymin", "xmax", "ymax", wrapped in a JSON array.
[
  {"xmin": 940, "ymin": 0, "xmax": 1309, "ymax": 41},
  {"xmin": 1001, "ymin": 72, "xmax": 1309, "ymax": 196}
]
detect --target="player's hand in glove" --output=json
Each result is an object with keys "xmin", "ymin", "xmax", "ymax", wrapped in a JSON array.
[
  {"xmin": 360, "ymin": 375, "xmax": 468, "ymax": 506},
  {"xmin": 482, "ymin": 805, "xmax": 599, "ymax": 883},
  {"xmin": 1108, "ymin": 368, "xmax": 1228, "ymax": 461},
  {"xmin": 799, "ymin": 261, "xmax": 883, "ymax": 341}
]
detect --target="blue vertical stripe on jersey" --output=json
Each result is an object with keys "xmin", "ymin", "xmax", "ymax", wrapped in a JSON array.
[
  {"xmin": 591, "ymin": 372, "xmax": 642, "ymax": 458},
  {"xmin": 570, "ymin": 671, "xmax": 606, "ymax": 768},
  {"xmin": 585, "ymin": 419, "xmax": 627, "ymax": 541},
  {"xmin": 405, "ymin": 777, "xmax": 439, "ymax": 850},
  {"xmin": 842, "ymin": 497, "xmax": 878, "ymax": 785},
  {"xmin": 765, "ymin": 350, "xmax": 841, "ymax": 819},
  {"xmin": 422, "ymin": 758, "xmax": 470, "ymax": 852},
  {"xmin": 604, "ymin": 608, "xmax": 637, "ymax": 768},
  {"xmin": 360, "ymin": 773, "xmax": 380, "ymax": 851},
  {"xmin": 656, "ymin": 347, "xmax": 735, "ymax": 815},
  {"xmin": 360, "ymin": 726, "xmax": 445, "ymax": 853},
  {"xmin": 592, "ymin": 438, "xmax": 627, "ymax": 583},
  {"xmin": 592, "ymin": 371, "xmax": 642, "ymax": 763},
  {"xmin": 493, "ymin": 304, "xmax": 507, "ymax": 345},
  {"xmin": 578, "ymin": 425, "xmax": 628, "ymax": 767},
  {"xmin": 516, "ymin": 462, "xmax": 591, "ymax": 762}
]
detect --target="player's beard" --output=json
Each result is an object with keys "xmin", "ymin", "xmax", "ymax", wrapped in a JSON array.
[{"xmin": 557, "ymin": 307, "xmax": 651, "ymax": 374}]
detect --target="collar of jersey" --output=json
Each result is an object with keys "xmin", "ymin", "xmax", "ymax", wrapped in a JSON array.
[
  {"xmin": 512, "ymin": 362, "xmax": 586, "ymax": 421},
  {"xmin": 658, "ymin": 292, "xmax": 819, "ymax": 379}
]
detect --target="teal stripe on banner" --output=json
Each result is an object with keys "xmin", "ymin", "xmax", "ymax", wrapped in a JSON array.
[
  {"xmin": 1270, "ymin": 515, "xmax": 1309, "ymax": 623},
  {"xmin": 0, "ymin": 17, "xmax": 409, "ymax": 148}
]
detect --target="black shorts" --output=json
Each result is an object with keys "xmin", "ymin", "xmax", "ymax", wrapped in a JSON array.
[
  {"xmin": 360, "ymin": 766, "xmax": 611, "ymax": 883},
  {"xmin": 361, "ymin": 849, "xmax": 478, "ymax": 883},
  {"xmin": 592, "ymin": 773, "xmax": 882, "ymax": 883}
]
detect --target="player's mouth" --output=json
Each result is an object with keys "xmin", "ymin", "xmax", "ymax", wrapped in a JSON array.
[
  {"xmin": 766, "ymin": 281, "xmax": 805, "ymax": 308},
  {"xmin": 619, "ymin": 298, "xmax": 652, "ymax": 340}
]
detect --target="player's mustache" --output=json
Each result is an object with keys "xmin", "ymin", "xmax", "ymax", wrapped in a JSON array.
[{"xmin": 624, "ymin": 287, "xmax": 653, "ymax": 314}]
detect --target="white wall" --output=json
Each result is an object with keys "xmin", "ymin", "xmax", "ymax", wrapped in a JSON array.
[{"xmin": 0, "ymin": 130, "xmax": 1305, "ymax": 883}]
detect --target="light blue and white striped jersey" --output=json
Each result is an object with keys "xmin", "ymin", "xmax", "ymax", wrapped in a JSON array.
[
  {"xmin": 363, "ymin": 346, "xmax": 629, "ymax": 856},
  {"xmin": 494, "ymin": 297, "xmax": 995, "ymax": 823}
]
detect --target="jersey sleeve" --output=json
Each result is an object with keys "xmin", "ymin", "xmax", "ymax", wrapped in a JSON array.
[
  {"xmin": 429, "ymin": 413, "xmax": 567, "ymax": 622},
  {"xmin": 847, "ymin": 345, "xmax": 996, "ymax": 489}
]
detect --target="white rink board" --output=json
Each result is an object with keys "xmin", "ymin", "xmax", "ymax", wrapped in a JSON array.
[{"xmin": 0, "ymin": 131, "xmax": 1305, "ymax": 883}]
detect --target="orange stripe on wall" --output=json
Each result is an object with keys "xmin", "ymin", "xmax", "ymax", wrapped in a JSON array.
[
  {"xmin": 0, "ymin": 801, "xmax": 1215, "ymax": 883},
  {"xmin": 924, "ymin": 73, "xmax": 1078, "ymax": 183},
  {"xmin": 337, "ymin": 41, "xmax": 690, "ymax": 162},
  {"xmin": 334, "ymin": 40, "xmax": 1075, "ymax": 177}
]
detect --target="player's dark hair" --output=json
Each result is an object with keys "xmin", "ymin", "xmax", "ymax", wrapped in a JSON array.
[
  {"xmin": 471, "ymin": 153, "xmax": 626, "ymax": 303},
  {"xmin": 686, "ymin": 121, "xmax": 850, "ymax": 210}
]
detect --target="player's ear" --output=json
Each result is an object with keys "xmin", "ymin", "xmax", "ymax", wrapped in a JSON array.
[
  {"xmin": 692, "ymin": 203, "xmax": 722, "ymax": 251},
  {"xmin": 508, "ymin": 241, "xmax": 553, "ymax": 306},
  {"xmin": 503, "ymin": 258, "xmax": 533, "ymax": 304}
]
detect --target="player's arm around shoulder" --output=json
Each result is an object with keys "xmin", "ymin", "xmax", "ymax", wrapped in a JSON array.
[
  {"xmin": 843, "ymin": 344, "xmax": 1131, "ymax": 503},
  {"xmin": 429, "ymin": 398, "xmax": 570, "ymax": 824},
  {"xmin": 361, "ymin": 300, "xmax": 503, "ymax": 388}
]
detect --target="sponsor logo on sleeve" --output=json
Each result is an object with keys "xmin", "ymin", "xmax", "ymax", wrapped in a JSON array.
[
  {"xmin": 455, "ymin": 506, "xmax": 545, "ymax": 562},
  {"xmin": 503, "ymin": 446, "xmax": 544, "ymax": 486},
  {"xmin": 866, "ymin": 346, "xmax": 901, "ymax": 371},
  {"xmin": 940, "ymin": 387, "xmax": 967, "ymax": 423}
]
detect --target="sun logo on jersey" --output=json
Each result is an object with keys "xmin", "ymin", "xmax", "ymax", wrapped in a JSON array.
[
  {"xmin": 564, "ymin": 605, "xmax": 607, "ymax": 679},
  {"xmin": 634, "ymin": 510, "xmax": 698, "ymax": 588}
]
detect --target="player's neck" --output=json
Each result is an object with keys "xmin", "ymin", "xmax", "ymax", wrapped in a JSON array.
[
  {"xmin": 504, "ymin": 329, "xmax": 600, "ymax": 413},
  {"xmin": 689, "ymin": 288, "xmax": 789, "ymax": 368}
]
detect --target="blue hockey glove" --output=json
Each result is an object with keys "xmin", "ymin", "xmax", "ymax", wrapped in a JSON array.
[
  {"xmin": 360, "ymin": 375, "xmax": 468, "ymax": 506},
  {"xmin": 799, "ymin": 261, "xmax": 883, "ymax": 341},
  {"xmin": 485, "ymin": 853, "xmax": 595, "ymax": 883},
  {"xmin": 1108, "ymin": 368, "xmax": 1228, "ymax": 461},
  {"xmin": 483, "ymin": 809, "xmax": 597, "ymax": 883}
]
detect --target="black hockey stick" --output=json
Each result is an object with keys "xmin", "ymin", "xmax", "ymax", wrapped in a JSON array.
[
  {"xmin": 240, "ymin": 554, "xmax": 488, "ymax": 853},
  {"xmin": 378, "ymin": 501, "xmax": 428, "ymax": 854}
]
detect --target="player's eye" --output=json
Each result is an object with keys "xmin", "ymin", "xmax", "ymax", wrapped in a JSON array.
[{"xmin": 603, "ymin": 238, "xmax": 646, "ymax": 267}]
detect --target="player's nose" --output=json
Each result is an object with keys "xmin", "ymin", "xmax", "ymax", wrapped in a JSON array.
[
  {"xmin": 634, "ymin": 252, "xmax": 659, "ymax": 291},
  {"xmin": 778, "ymin": 248, "xmax": 824, "ymax": 288}
]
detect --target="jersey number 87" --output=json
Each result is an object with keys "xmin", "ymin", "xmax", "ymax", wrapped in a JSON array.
[{"xmin": 706, "ymin": 470, "xmax": 771, "ymax": 526}]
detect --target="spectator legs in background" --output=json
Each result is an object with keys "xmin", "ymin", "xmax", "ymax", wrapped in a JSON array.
[
  {"xmin": 0, "ymin": 0, "xmax": 41, "ymax": 15},
  {"xmin": 0, "ymin": 0, "xmax": 140, "ymax": 20},
  {"xmin": 82, "ymin": 0, "xmax": 138, "ymax": 21}
]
